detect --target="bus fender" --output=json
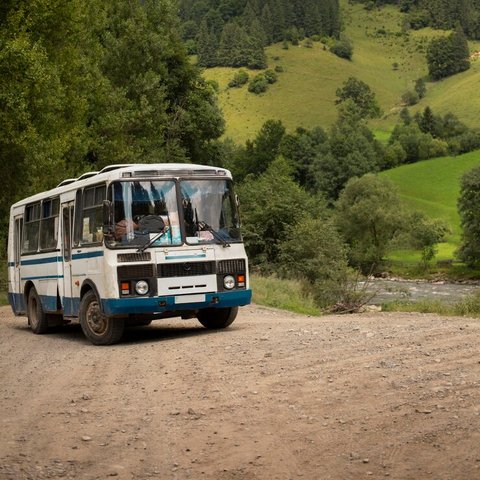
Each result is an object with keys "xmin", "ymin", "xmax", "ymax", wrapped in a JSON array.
[{"xmin": 80, "ymin": 280, "xmax": 104, "ymax": 313}]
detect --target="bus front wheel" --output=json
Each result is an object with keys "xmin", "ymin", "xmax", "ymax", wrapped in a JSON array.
[
  {"xmin": 27, "ymin": 288, "xmax": 49, "ymax": 334},
  {"xmin": 197, "ymin": 307, "xmax": 238, "ymax": 329},
  {"xmin": 79, "ymin": 290, "xmax": 124, "ymax": 345}
]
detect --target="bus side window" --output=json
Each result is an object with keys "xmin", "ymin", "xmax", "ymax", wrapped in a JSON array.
[
  {"xmin": 22, "ymin": 203, "xmax": 41, "ymax": 254},
  {"xmin": 79, "ymin": 184, "xmax": 106, "ymax": 245},
  {"xmin": 39, "ymin": 198, "xmax": 59, "ymax": 251}
]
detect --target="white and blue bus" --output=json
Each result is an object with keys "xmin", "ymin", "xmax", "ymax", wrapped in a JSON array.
[{"xmin": 7, "ymin": 164, "xmax": 251, "ymax": 345}]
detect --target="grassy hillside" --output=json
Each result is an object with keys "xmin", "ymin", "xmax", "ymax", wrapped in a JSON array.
[
  {"xmin": 203, "ymin": 1, "xmax": 480, "ymax": 143},
  {"xmin": 381, "ymin": 150, "xmax": 480, "ymax": 261}
]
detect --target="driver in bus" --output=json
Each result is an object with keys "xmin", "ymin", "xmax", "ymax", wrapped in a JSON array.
[{"xmin": 114, "ymin": 218, "xmax": 139, "ymax": 242}]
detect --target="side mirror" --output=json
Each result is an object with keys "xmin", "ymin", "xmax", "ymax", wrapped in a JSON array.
[{"xmin": 102, "ymin": 200, "xmax": 114, "ymax": 235}]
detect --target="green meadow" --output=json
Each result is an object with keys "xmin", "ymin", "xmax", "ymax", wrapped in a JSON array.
[
  {"xmin": 381, "ymin": 150, "xmax": 480, "ymax": 263},
  {"xmin": 203, "ymin": 1, "xmax": 480, "ymax": 143}
]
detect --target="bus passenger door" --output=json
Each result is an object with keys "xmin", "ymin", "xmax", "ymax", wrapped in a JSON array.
[
  {"xmin": 61, "ymin": 203, "xmax": 74, "ymax": 315},
  {"xmin": 12, "ymin": 217, "xmax": 24, "ymax": 313}
]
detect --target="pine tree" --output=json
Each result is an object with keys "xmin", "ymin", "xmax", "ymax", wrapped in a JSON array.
[
  {"xmin": 217, "ymin": 22, "xmax": 250, "ymax": 67},
  {"xmin": 261, "ymin": 3, "xmax": 275, "ymax": 43},
  {"xmin": 197, "ymin": 19, "xmax": 218, "ymax": 67}
]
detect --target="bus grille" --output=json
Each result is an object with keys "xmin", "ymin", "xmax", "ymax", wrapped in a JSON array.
[
  {"xmin": 217, "ymin": 259, "xmax": 246, "ymax": 274},
  {"xmin": 118, "ymin": 252, "xmax": 151, "ymax": 263},
  {"xmin": 158, "ymin": 261, "xmax": 215, "ymax": 278},
  {"xmin": 117, "ymin": 264, "xmax": 155, "ymax": 280}
]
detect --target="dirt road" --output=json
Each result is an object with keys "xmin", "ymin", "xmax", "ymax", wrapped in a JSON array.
[{"xmin": 1, "ymin": 305, "xmax": 479, "ymax": 480}]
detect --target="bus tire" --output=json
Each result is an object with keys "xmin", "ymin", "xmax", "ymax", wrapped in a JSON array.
[
  {"xmin": 27, "ymin": 288, "xmax": 49, "ymax": 334},
  {"xmin": 79, "ymin": 290, "xmax": 124, "ymax": 345},
  {"xmin": 197, "ymin": 307, "xmax": 238, "ymax": 329}
]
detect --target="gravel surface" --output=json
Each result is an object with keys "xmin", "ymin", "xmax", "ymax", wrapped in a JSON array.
[{"xmin": 1, "ymin": 305, "xmax": 480, "ymax": 479}]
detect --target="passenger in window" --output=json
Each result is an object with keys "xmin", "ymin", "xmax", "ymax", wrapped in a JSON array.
[{"xmin": 114, "ymin": 218, "xmax": 139, "ymax": 242}]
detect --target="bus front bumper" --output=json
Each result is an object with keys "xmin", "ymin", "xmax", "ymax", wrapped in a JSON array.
[{"xmin": 101, "ymin": 289, "xmax": 252, "ymax": 316}]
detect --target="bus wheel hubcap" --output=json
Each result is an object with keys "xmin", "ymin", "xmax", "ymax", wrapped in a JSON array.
[{"xmin": 86, "ymin": 301, "xmax": 107, "ymax": 335}]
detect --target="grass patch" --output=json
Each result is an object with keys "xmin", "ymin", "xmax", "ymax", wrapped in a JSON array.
[{"xmin": 250, "ymin": 274, "xmax": 320, "ymax": 316}]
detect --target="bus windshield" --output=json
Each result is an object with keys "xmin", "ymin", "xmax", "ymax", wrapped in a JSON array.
[
  {"xmin": 180, "ymin": 179, "xmax": 241, "ymax": 245},
  {"xmin": 107, "ymin": 178, "xmax": 241, "ymax": 248}
]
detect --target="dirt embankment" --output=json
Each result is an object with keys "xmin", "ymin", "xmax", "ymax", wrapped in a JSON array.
[{"xmin": 1, "ymin": 305, "xmax": 480, "ymax": 480}]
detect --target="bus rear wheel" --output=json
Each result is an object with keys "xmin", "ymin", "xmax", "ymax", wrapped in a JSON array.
[
  {"xmin": 197, "ymin": 307, "xmax": 238, "ymax": 329},
  {"xmin": 79, "ymin": 290, "xmax": 124, "ymax": 345},
  {"xmin": 27, "ymin": 288, "xmax": 49, "ymax": 334}
]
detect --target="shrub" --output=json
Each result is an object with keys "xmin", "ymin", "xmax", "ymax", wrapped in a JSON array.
[
  {"xmin": 228, "ymin": 70, "xmax": 249, "ymax": 88},
  {"xmin": 330, "ymin": 38, "xmax": 353, "ymax": 60},
  {"xmin": 401, "ymin": 90, "xmax": 419, "ymax": 106},
  {"xmin": 274, "ymin": 65, "xmax": 284, "ymax": 73},
  {"xmin": 304, "ymin": 38, "xmax": 313, "ymax": 48},
  {"xmin": 263, "ymin": 69, "xmax": 278, "ymax": 84},
  {"xmin": 279, "ymin": 217, "xmax": 350, "ymax": 309},
  {"xmin": 248, "ymin": 74, "xmax": 268, "ymax": 94}
]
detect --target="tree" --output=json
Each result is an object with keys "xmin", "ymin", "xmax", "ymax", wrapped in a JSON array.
[
  {"xmin": 312, "ymin": 101, "xmax": 383, "ymax": 200},
  {"xmin": 279, "ymin": 216, "xmax": 350, "ymax": 308},
  {"xmin": 98, "ymin": 0, "xmax": 225, "ymax": 167},
  {"xmin": 336, "ymin": 174, "xmax": 407, "ymax": 270},
  {"xmin": 197, "ymin": 19, "xmax": 219, "ymax": 67},
  {"xmin": 414, "ymin": 77, "xmax": 427, "ymax": 99},
  {"xmin": 237, "ymin": 157, "xmax": 316, "ymax": 268},
  {"xmin": 335, "ymin": 77, "xmax": 381, "ymax": 119},
  {"xmin": 279, "ymin": 126, "xmax": 328, "ymax": 190},
  {"xmin": 426, "ymin": 27, "xmax": 470, "ymax": 80},
  {"xmin": 458, "ymin": 166, "xmax": 480, "ymax": 266},
  {"xmin": 407, "ymin": 212, "xmax": 448, "ymax": 270}
]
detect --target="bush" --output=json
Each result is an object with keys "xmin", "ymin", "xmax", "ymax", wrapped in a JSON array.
[
  {"xmin": 274, "ymin": 65, "xmax": 284, "ymax": 73},
  {"xmin": 304, "ymin": 38, "xmax": 313, "ymax": 48},
  {"xmin": 279, "ymin": 217, "xmax": 350, "ymax": 309},
  {"xmin": 248, "ymin": 74, "xmax": 268, "ymax": 94},
  {"xmin": 228, "ymin": 70, "xmax": 249, "ymax": 88},
  {"xmin": 330, "ymin": 38, "xmax": 353, "ymax": 60},
  {"xmin": 263, "ymin": 69, "xmax": 278, "ymax": 84},
  {"xmin": 401, "ymin": 90, "xmax": 419, "ymax": 106}
]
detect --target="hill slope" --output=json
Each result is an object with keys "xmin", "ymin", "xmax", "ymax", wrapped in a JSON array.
[
  {"xmin": 381, "ymin": 151, "xmax": 480, "ymax": 260},
  {"xmin": 203, "ymin": 1, "xmax": 480, "ymax": 143}
]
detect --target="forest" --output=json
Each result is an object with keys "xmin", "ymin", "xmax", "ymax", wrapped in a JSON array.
[{"xmin": 179, "ymin": 0, "xmax": 340, "ymax": 67}]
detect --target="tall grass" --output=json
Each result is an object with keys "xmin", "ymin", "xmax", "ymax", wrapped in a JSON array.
[{"xmin": 250, "ymin": 274, "xmax": 321, "ymax": 316}]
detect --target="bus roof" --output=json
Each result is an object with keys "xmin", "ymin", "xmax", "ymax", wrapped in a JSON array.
[{"xmin": 11, "ymin": 163, "xmax": 232, "ymax": 209}]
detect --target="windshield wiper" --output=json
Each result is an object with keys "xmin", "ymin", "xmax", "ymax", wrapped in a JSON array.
[
  {"xmin": 136, "ymin": 226, "xmax": 170, "ymax": 253},
  {"xmin": 197, "ymin": 221, "xmax": 230, "ymax": 248}
]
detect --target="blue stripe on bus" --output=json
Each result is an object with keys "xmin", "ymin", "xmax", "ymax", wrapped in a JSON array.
[
  {"xmin": 72, "ymin": 251, "xmax": 104, "ymax": 260},
  {"xmin": 21, "ymin": 275, "xmax": 64, "ymax": 281},
  {"xmin": 21, "ymin": 256, "xmax": 61, "ymax": 266},
  {"xmin": 18, "ymin": 250, "xmax": 103, "ymax": 266}
]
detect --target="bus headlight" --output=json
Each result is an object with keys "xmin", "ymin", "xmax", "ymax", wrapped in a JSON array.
[
  {"xmin": 223, "ymin": 275, "xmax": 235, "ymax": 290},
  {"xmin": 135, "ymin": 280, "xmax": 149, "ymax": 295}
]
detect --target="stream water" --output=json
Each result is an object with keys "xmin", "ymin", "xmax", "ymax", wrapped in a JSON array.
[{"xmin": 364, "ymin": 278, "xmax": 480, "ymax": 305}]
